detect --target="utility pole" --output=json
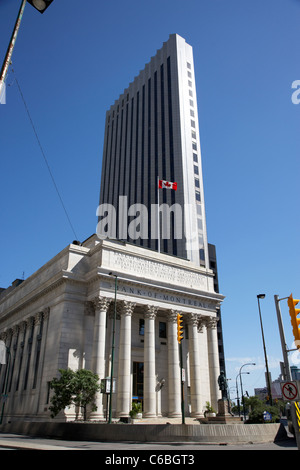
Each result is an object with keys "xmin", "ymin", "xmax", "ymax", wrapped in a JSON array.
[{"xmin": 274, "ymin": 295, "xmax": 300, "ymax": 450}]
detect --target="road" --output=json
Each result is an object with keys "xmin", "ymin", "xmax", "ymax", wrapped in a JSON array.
[{"xmin": 0, "ymin": 433, "xmax": 298, "ymax": 452}]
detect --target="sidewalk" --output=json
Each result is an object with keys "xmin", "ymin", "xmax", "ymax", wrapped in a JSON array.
[{"xmin": 0, "ymin": 434, "xmax": 80, "ymax": 450}]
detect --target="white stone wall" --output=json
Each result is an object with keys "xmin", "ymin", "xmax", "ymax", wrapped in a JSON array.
[{"xmin": 0, "ymin": 236, "xmax": 223, "ymax": 422}]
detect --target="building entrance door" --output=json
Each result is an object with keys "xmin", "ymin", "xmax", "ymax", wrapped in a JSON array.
[{"xmin": 132, "ymin": 361, "xmax": 143, "ymax": 408}]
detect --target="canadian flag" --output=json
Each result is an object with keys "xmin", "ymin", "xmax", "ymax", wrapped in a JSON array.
[{"xmin": 158, "ymin": 179, "xmax": 177, "ymax": 190}]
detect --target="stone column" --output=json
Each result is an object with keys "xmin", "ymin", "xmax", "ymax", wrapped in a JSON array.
[
  {"xmin": 7, "ymin": 325, "xmax": 20, "ymax": 396},
  {"xmin": 167, "ymin": 310, "xmax": 181, "ymax": 417},
  {"xmin": 15, "ymin": 321, "xmax": 27, "ymax": 393},
  {"xmin": 117, "ymin": 301, "xmax": 135, "ymax": 418},
  {"xmin": 27, "ymin": 312, "xmax": 44, "ymax": 391},
  {"xmin": 188, "ymin": 313, "xmax": 203, "ymax": 417},
  {"xmin": 34, "ymin": 307, "xmax": 50, "ymax": 416},
  {"xmin": 206, "ymin": 316, "xmax": 221, "ymax": 410},
  {"xmin": 143, "ymin": 305, "xmax": 157, "ymax": 418},
  {"xmin": 90, "ymin": 297, "xmax": 111, "ymax": 419}
]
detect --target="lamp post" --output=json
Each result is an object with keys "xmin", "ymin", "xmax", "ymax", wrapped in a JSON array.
[
  {"xmin": 108, "ymin": 272, "xmax": 117, "ymax": 424},
  {"xmin": 238, "ymin": 363, "xmax": 255, "ymax": 420},
  {"xmin": 0, "ymin": 0, "xmax": 55, "ymax": 101},
  {"xmin": 235, "ymin": 371, "xmax": 248, "ymax": 417},
  {"xmin": 257, "ymin": 294, "xmax": 273, "ymax": 405}
]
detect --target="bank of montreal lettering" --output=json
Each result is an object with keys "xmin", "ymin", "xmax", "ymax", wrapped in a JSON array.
[{"xmin": 112, "ymin": 283, "xmax": 214, "ymax": 310}]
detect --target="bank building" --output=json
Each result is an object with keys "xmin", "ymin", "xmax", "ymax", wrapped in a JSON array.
[{"xmin": 0, "ymin": 34, "xmax": 225, "ymax": 422}]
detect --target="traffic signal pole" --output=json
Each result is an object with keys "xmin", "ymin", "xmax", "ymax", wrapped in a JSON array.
[
  {"xmin": 177, "ymin": 313, "xmax": 185, "ymax": 424},
  {"xmin": 274, "ymin": 295, "xmax": 300, "ymax": 450},
  {"xmin": 274, "ymin": 295, "xmax": 291, "ymax": 381}
]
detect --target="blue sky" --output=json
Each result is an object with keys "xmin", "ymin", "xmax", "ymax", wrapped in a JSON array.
[{"xmin": 0, "ymin": 0, "xmax": 299, "ymax": 398}]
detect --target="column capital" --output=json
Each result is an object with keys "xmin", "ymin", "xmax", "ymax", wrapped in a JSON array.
[
  {"xmin": 41, "ymin": 307, "xmax": 50, "ymax": 321},
  {"xmin": 26, "ymin": 316, "xmax": 35, "ymax": 329},
  {"xmin": 144, "ymin": 305, "xmax": 158, "ymax": 319},
  {"xmin": 0, "ymin": 329, "xmax": 12, "ymax": 342},
  {"xmin": 167, "ymin": 309, "xmax": 182, "ymax": 323},
  {"xmin": 205, "ymin": 316, "xmax": 219, "ymax": 329},
  {"xmin": 189, "ymin": 313, "xmax": 210, "ymax": 332},
  {"xmin": 197, "ymin": 315, "xmax": 207, "ymax": 332},
  {"xmin": 94, "ymin": 296, "xmax": 112, "ymax": 312},
  {"xmin": 19, "ymin": 321, "xmax": 27, "ymax": 334},
  {"xmin": 12, "ymin": 325, "xmax": 20, "ymax": 337},
  {"xmin": 187, "ymin": 313, "xmax": 199, "ymax": 327},
  {"xmin": 120, "ymin": 300, "xmax": 136, "ymax": 316}
]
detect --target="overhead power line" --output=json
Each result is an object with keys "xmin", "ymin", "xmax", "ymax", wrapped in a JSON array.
[{"xmin": 9, "ymin": 68, "xmax": 79, "ymax": 241}]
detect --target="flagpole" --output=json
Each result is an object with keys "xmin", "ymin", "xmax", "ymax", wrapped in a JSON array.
[{"xmin": 157, "ymin": 176, "xmax": 160, "ymax": 253}]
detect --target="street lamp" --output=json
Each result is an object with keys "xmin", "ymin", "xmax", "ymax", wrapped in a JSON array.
[
  {"xmin": 0, "ymin": 0, "xmax": 55, "ymax": 101},
  {"xmin": 27, "ymin": 0, "xmax": 54, "ymax": 13},
  {"xmin": 235, "ymin": 372, "xmax": 248, "ymax": 417},
  {"xmin": 108, "ymin": 272, "xmax": 118, "ymax": 424},
  {"xmin": 257, "ymin": 294, "xmax": 273, "ymax": 405},
  {"xmin": 238, "ymin": 363, "xmax": 255, "ymax": 420}
]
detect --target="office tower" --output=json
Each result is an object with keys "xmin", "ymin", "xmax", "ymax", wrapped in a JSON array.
[{"xmin": 99, "ymin": 34, "xmax": 209, "ymax": 267}]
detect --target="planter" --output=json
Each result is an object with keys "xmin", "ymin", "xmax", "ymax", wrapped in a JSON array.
[
  {"xmin": 131, "ymin": 412, "xmax": 142, "ymax": 423},
  {"xmin": 130, "ymin": 402, "xmax": 142, "ymax": 421}
]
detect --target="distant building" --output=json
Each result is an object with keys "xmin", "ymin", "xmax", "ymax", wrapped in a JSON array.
[
  {"xmin": 255, "ymin": 377, "xmax": 285, "ymax": 401},
  {"xmin": 291, "ymin": 366, "xmax": 300, "ymax": 381}
]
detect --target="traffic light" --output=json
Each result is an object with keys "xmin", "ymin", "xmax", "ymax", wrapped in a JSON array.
[
  {"xmin": 177, "ymin": 313, "xmax": 184, "ymax": 343},
  {"xmin": 287, "ymin": 294, "xmax": 300, "ymax": 350},
  {"xmin": 27, "ymin": 0, "xmax": 54, "ymax": 14}
]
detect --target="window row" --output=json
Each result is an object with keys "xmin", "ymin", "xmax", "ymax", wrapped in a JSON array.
[
  {"xmin": 139, "ymin": 319, "xmax": 167, "ymax": 338},
  {"xmin": 139, "ymin": 318, "xmax": 191, "ymax": 340},
  {"xmin": 186, "ymin": 64, "xmax": 200, "ymax": 200}
]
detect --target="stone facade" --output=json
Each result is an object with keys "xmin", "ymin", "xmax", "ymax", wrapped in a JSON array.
[{"xmin": 0, "ymin": 235, "xmax": 224, "ymax": 422}]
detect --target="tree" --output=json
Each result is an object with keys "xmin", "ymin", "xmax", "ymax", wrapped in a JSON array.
[
  {"xmin": 245, "ymin": 396, "xmax": 285, "ymax": 423},
  {"xmin": 49, "ymin": 368, "xmax": 101, "ymax": 421}
]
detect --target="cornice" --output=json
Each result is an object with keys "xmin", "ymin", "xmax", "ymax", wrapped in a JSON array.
[
  {"xmin": 95, "ymin": 270, "xmax": 224, "ymax": 305},
  {"xmin": 0, "ymin": 274, "xmax": 68, "ymax": 322}
]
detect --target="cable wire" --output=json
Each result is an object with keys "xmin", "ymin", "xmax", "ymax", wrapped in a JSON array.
[{"xmin": 10, "ymin": 68, "xmax": 79, "ymax": 241}]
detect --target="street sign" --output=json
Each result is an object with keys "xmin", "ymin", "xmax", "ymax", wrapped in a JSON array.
[
  {"xmin": 101, "ymin": 377, "xmax": 116, "ymax": 394},
  {"xmin": 281, "ymin": 381, "xmax": 300, "ymax": 401},
  {"xmin": 263, "ymin": 411, "xmax": 272, "ymax": 422}
]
